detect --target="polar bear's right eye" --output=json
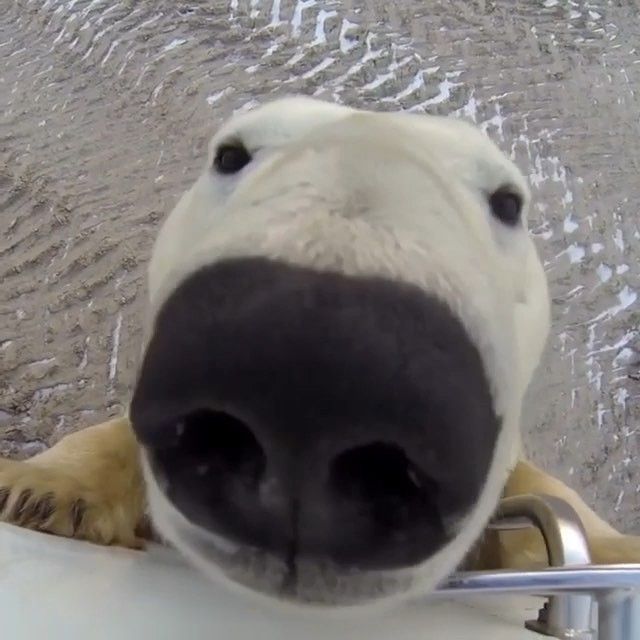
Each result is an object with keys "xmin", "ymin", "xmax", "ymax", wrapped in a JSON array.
[
  {"xmin": 213, "ymin": 142, "xmax": 252, "ymax": 175},
  {"xmin": 488, "ymin": 187, "xmax": 522, "ymax": 226}
]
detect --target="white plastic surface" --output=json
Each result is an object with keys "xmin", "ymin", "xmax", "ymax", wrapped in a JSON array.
[{"xmin": 0, "ymin": 522, "xmax": 542, "ymax": 639}]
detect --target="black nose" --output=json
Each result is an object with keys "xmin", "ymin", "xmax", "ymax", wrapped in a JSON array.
[{"xmin": 130, "ymin": 258, "xmax": 501, "ymax": 570}]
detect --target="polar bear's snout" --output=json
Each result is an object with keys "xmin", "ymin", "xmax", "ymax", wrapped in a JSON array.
[
  {"xmin": 130, "ymin": 256, "xmax": 501, "ymax": 571},
  {"xmin": 125, "ymin": 96, "xmax": 550, "ymax": 605}
]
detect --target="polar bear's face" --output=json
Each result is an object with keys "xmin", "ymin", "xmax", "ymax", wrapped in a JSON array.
[{"xmin": 129, "ymin": 96, "xmax": 550, "ymax": 609}]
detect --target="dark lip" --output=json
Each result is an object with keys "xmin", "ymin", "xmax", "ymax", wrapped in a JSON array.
[
  {"xmin": 146, "ymin": 476, "xmax": 410, "ymax": 607},
  {"xmin": 144, "ymin": 441, "xmax": 460, "ymax": 588}
]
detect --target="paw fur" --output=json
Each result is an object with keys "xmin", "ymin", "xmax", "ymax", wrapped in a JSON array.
[{"xmin": 0, "ymin": 459, "xmax": 146, "ymax": 549}]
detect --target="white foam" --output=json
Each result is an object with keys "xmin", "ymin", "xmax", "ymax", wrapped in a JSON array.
[
  {"xmin": 596, "ymin": 263, "xmax": 612, "ymax": 283},
  {"xmin": 312, "ymin": 9, "xmax": 337, "ymax": 46},
  {"xmin": 614, "ymin": 387, "xmax": 629, "ymax": 411},
  {"xmin": 339, "ymin": 18, "xmax": 359, "ymax": 54},
  {"xmin": 613, "ymin": 346, "xmax": 640, "ymax": 368},
  {"xmin": 108, "ymin": 313, "xmax": 123, "ymax": 383},
  {"xmin": 163, "ymin": 38, "xmax": 186, "ymax": 52},
  {"xmin": 563, "ymin": 214, "xmax": 578, "ymax": 233},
  {"xmin": 206, "ymin": 88, "xmax": 234, "ymax": 106},
  {"xmin": 291, "ymin": 0, "xmax": 317, "ymax": 38},
  {"xmin": 562, "ymin": 244, "xmax": 586, "ymax": 264},
  {"xmin": 591, "ymin": 286, "xmax": 637, "ymax": 323},
  {"xmin": 613, "ymin": 228, "xmax": 624, "ymax": 251}
]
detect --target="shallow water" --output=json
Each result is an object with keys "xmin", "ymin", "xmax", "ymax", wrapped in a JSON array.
[{"xmin": 1, "ymin": 0, "xmax": 639, "ymax": 532}]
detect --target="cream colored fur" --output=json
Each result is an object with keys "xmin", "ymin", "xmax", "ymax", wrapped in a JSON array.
[{"xmin": 1, "ymin": 96, "xmax": 638, "ymax": 608}]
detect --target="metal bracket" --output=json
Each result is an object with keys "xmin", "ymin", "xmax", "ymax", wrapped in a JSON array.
[
  {"xmin": 438, "ymin": 565, "xmax": 640, "ymax": 640},
  {"xmin": 431, "ymin": 493, "xmax": 640, "ymax": 640},
  {"xmin": 491, "ymin": 494, "xmax": 594, "ymax": 638}
]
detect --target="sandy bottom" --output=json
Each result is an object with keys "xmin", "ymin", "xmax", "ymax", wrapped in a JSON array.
[{"xmin": 1, "ymin": 0, "xmax": 639, "ymax": 532}]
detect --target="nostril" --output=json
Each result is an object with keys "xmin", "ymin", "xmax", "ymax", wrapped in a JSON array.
[
  {"xmin": 329, "ymin": 442, "xmax": 422, "ymax": 501},
  {"xmin": 172, "ymin": 409, "xmax": 267, "ymax": 487},
  {"xmin": 147, "ymin": 409, "xmax": 273, "ymax": 550},
  {"xmin": 329, "ymin": 442, "xmax": 441, "ymax": 529}
]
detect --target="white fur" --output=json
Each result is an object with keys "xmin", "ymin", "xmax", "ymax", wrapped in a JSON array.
[{"xmin": 141, "ymin": 95, "xmax": 550, "ymax": 608}]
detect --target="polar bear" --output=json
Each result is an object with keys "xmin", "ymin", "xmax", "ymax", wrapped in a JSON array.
[{"xmin": 0, "ymin": 96, "xmax": 638, "ymax": 608}]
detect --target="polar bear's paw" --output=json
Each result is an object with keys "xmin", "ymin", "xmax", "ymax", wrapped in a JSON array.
[
  {"xmin": 0, "ymin": 418, "xmax": 149, "ymax": 549},
  {"xmin": 0, "ymin": 456, "xmax": 147, "ymax": 550}
]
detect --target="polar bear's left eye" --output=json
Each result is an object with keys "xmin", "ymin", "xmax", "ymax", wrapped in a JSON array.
[
  {"xmin": 488, "ymin": 187, "xmax": 522, "ymax": 226},
  {"xmin": 213, "ymin": 142, "xmax": 252, "ymax": 175}
]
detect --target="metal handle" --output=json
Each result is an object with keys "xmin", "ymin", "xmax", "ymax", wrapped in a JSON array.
[
  {"xmin": 439, "ymin": 564, "xmax": 640, "ymax": 595},
  {"xmin": 491, "ymin": 494, "xmax": 592, "ymax": 567},
  {"xmin": 428, "ymin": 494, "xmax": 640, "ymax": 640},
  {"xmin": 492, "ymin": 494, "xmax": 594, "ymax": 638},
  {"xmin": 435, "ymin": 565, "xmax": 640, "ymax": 640}
]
